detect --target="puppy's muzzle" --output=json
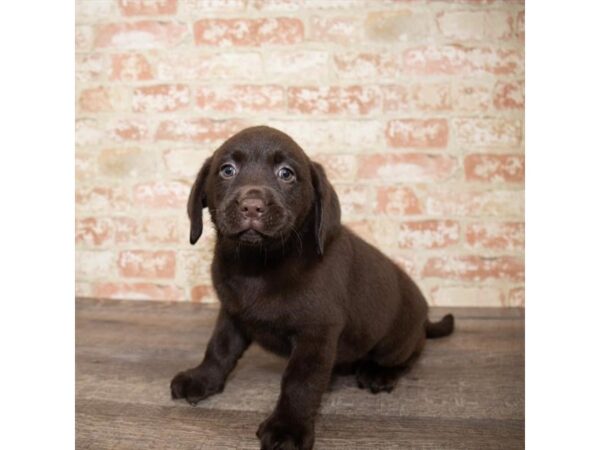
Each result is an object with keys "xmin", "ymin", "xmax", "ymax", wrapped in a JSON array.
[
  {"xmin": 239, "ymin": 196, "xmax": 266, "ymax": 231},
  {"xmin": 235, "ymin": 186, "xmax": 274, "ymax": 236},
  {"xmin": 218, "ymin": 185, "xmax": 288, "ymax": 243}
]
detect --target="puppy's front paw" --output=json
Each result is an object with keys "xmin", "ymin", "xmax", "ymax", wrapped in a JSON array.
[
  {"xmin": 170, "ymin": 369, "xmax": 223, "ymax": 405},
  {"xmin": 257, "ymin": 414, "xmax": 314, "ymax": 450}
]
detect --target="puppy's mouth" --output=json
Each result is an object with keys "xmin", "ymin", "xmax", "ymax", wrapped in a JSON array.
[
  {"xmin": 224, "ymin": 220, "xmax": 290, "ymax": 246},
  {"xmin": 237, "ymin": 228, "xmax": 267, "ymax": 244},
  {"xmin": 215, "ymin": 197, "xmax": 292, "ymax": 246}
]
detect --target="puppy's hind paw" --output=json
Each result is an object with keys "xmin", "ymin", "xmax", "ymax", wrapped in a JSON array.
[{"xmin": 356, "ymin": 361, "xmax": 403, "ymax": 394}]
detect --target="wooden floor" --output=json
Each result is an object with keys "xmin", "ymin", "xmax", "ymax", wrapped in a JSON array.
[{"xmin": 76, "ymin": 298, "xmax": 524, "ymax": 450}]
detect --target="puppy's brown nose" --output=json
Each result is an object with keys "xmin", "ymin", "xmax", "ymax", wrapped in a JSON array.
[{"xmin": 240, "ymin": 198, "xmax": 265, "ymax": 219}]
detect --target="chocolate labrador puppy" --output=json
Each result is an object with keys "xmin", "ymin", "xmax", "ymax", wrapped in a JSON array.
[{"xmin": 170, "ymin": 126, "xmax": 454, "ymax": 449}]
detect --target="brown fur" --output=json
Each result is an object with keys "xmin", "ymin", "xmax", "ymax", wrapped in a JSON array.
[{"xmin": 170, "ymin": 126, "xmax": 454, "ymax": 449}]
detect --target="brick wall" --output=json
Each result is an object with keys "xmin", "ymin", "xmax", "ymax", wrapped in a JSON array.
[{"xmin": 75, "ymin": 0, "xmax": 525, "ymax": 307}]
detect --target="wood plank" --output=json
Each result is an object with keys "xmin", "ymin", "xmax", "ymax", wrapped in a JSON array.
[
  {"xmin": 77, "ymin": 399, "xmax": 524, "ymax": 450},
  {"xmin": 76, "ymin": 298, "xmax": 524, "ymax": 449}
]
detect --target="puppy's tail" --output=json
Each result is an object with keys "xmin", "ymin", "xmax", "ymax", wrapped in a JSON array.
[{"xmin": 425, "ymin": 314, "xmax": 454, "ymax": 339}]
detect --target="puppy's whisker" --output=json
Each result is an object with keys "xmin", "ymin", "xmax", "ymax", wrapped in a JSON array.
[{"xmin": 291, "ymin": 226, "xmax": 303, "ymax": 256}]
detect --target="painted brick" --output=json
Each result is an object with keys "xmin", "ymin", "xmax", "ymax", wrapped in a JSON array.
[
  {"xmin": 195, "ymin": 85, "xmax": 285, "ymax": 113},
  {"xmin": 358, "ymin": 154, "xmax": 457, "ymax": 182},
  {"xmin": 375, "ymin": 186, "xmax": 422, "ymax": 215},
  {"xmin": 76, "ymin": 281, "xmax": 93, "ymax": 298},
  {"xmin": 75, "ymin": 153, "xmax": 96, "ymax": 181},
  {"xmin": 108, "ymin": 119, "xmax": 150, "ymax": 142},
  {"xmin": 76, "ymin": 186, "xmax": 131, "ymax": 212},
  {"xmin": 98, "ymin": 147, "xmax": 156, "ymax": 178},
  {"xmin": 183, "ymin": 0, "xmax": 246, "ymax": 14},
  {"xmin": 403, "ymin": 45, "xmax": 524, "ymax": 76},
  {"xmin": 179, "ymin": 250, "xmax": 214, "ymax": 284},
  {"xmin": 334, "ymin": 52, "xmax": 402, "ymax": 80},
  {"xmin": 288, "ymin": 86, "xmax": 380, "ymax": 116},
  {"xmin": 110, "ymin": 53, "xmax": 154, "ymax": 81},
  {"xmin": 313, "ymin": 154, "xmax": 358, "ymax": 182},
  {"xmin": 424, "ymin": 188, "xmax": 524, "ymax": 217},
  {"xmin": 77, "ymin": 0, "xmax": 114, "ymax": 20},
  {"xmin": 162, "ymin": 148, "xmax": 213, "ymax": 178},
  {"xmin": 133, "ymin": 84, "xmax": 191, "ymax": 113},
  {"xmin": 386, "ymin": 119, "xmax": 449, "ymax": 148},
  {"xmin": 191, "ymin": 284, "xmax": 217, "ymax": 303},
  {"xmin": 155, "ymin": 119, "xmax": 245, "ymax": 143},
  {"xmin": 494, "ymin": 80, "xmax": 524, "ymax": 109},
  {"xmin": 93, "ymin": 282, "xmax": 184, "ymax": 301},
  {"xmin": 194, "ymin": 18, "xmax": 304, "ymax": 46},
  {"xmin": 516, "ymin": 10, "xmax": 524, "ymax": 41},
  {"xmin": 430, "ymin": 286, "xmax": 505, "ymax": 307},
  {"xmin": 335, "ymin": 184, "xmax": 372, "ymax": 219},
  {"xmin": 156, "ymin": 52, "xmax": 263, "ymax": 81},
  {"xmin": 113, "ymin": 217, "xmax": 138, "ymax": 244},
  {"xmin": 382, "ymin": 83, "xmax": 451, "ymax": 112},
  {"xmin": 370, "ymin": 219, "xmax": 403, "ymax": 250},
  {"xmin": 252, "ymin": 0, "xmax": 371, "ymax": 10},
  {"xmin": 365, "ymin": 10, "xmax": 432, "ymax": 42},
  {"xmin": 76, "ymin": 217, "xmax": 113, "ymax": 247},
  {"xmin": 250, "ymin": 0, "xmax": 304, "ymax": 11},
  {"xmin": 436, "ymin": 11, "xmax": 513, "ymax": 41},
  {"xmin": 390, "ymin": 254, "xmax": 420, "ymax": 279},
  {"xmin": 76, "ymin": 119, "xmax": 104, "ymax": 146},
  {"xmin": 311, "ymin": 16, "xmax": 362, "ymax": 45},
  {"xmin": 75, "ymin": 0, "xmax": 525, "ymax": 306},
  {"xmin": 422, "ymin": 256, "xmax": 524, "ymax": 282},
  {"xmin": 76, "ymin": 250, "xmax": 115, "ymax": 279},
  {"xmin": 117, "ymin": 0, "xmax": 178, "ymax": 16},
  {"xmin": 266, "ymin": 120, "xmax": 382, "ymax": 150},
  {"xmin": 76, "ymin": 25, "xmax": 94, "ymax": 52},
  {"xmin": 454, "ymin": 118, "xmax": 523, "ymax": 147},
  {"xmin": 452, "ymin": 81, "xmax": 492, "ymax": 112},
  {"xmin": 506, "ymin": 287, "xmax": 525, "ymax": 307},
  {"xmin": 466, "ymin": 222, "xmax": 524, "ymax": 251},
  {"xmin": 133, "ymin": 180, "xmax": 190, "ymax": 209},
  {"xmin": 76, "ymin": 54, "xmax": 105, "ymax": 83},
  {"xmin": 114, "ymin": 216, "xmax": 180, "ymax": 244},
  {"xmin": 118, "ymin": 250, "xmax": 176, "ymax": 278},
  {"xmin": 78, "ymin": 87, "xmax": 109, "ymax": 113},
  {"xmin": 464, "ymin": 154, "xmax": 524, "ymax": 182},
  {"xmin": 264, "ymin": 50, "xmax": 328, "ymax": 82},
  {"xmin": 138, "ymin": 217, "xmax": 180, "ymax": 244},
  {"xmin": 345, "ymin": 220, "xmax": 376, "ymax": 246},
  {"xmin": 451, "ymin": 0, "xmax": 524, "ymax": 4},
  {"xmin": 95, "ymin": 21, "xmax": 188, "ymax": 49},
  {"xmin": 397, "ymin": 220, "xmax": 460, "ymax": 249},
  {"xmin": 79, "ymin": 86, "xmax": 129, "ymax": 113}
]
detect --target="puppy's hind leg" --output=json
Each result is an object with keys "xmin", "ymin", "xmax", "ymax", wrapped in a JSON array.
[{"xmin": 356, "ymin": 335, "xmax": 425, "ymax": 394}]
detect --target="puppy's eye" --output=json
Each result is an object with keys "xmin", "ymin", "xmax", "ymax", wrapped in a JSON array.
[
  {"xmin": 276, "ymin": 167, "xmax": 295, "ymax": 182},
  {"xmin": 219, "ymin": 164, "xmax": 237, "ymax": 179}
]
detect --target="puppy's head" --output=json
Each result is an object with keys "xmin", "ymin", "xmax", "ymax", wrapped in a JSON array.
[{"xmin": 187, "ymin": 126, "xmax": 340, "ymax": 255}]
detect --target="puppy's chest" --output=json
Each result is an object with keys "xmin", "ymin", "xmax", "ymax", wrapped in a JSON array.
[
  {"xmin": 216, "ymin": 274, "xmax": 290, "ymax": 322},
  {"xmin": 217, "ymin": 276, "xmax": 296, "ymax": 356}
]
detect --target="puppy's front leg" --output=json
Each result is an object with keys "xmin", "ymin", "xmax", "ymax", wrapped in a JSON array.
[
  {"xmin": 170, "ymin": 309, "xmax": 250, "ymax": 405},
  {"xmin": 257, "ymin": 329, "xmax": 339, "ymax": 450}
]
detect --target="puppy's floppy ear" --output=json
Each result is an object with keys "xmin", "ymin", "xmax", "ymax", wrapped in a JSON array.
[
  {"xmin": 310, "ymin": 162, "xmax": 341, "ymax": 256},
  {"xmin": 187, "ymin": 157, "xmax": 213, "ymax": 245}
]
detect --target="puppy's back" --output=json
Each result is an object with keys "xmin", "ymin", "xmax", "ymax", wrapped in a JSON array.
[{"xmin": 334, "ymin": 227, "xmax": 428, "ymax": 343}]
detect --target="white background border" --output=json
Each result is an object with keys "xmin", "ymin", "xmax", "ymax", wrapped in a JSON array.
[
  {"xmin": 0, "ymin": 2, "xmax": 74, "ymax": 449},
  {"xmin": 1, "ymin": 1, "xmax": 600, "ymax": 448}
]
